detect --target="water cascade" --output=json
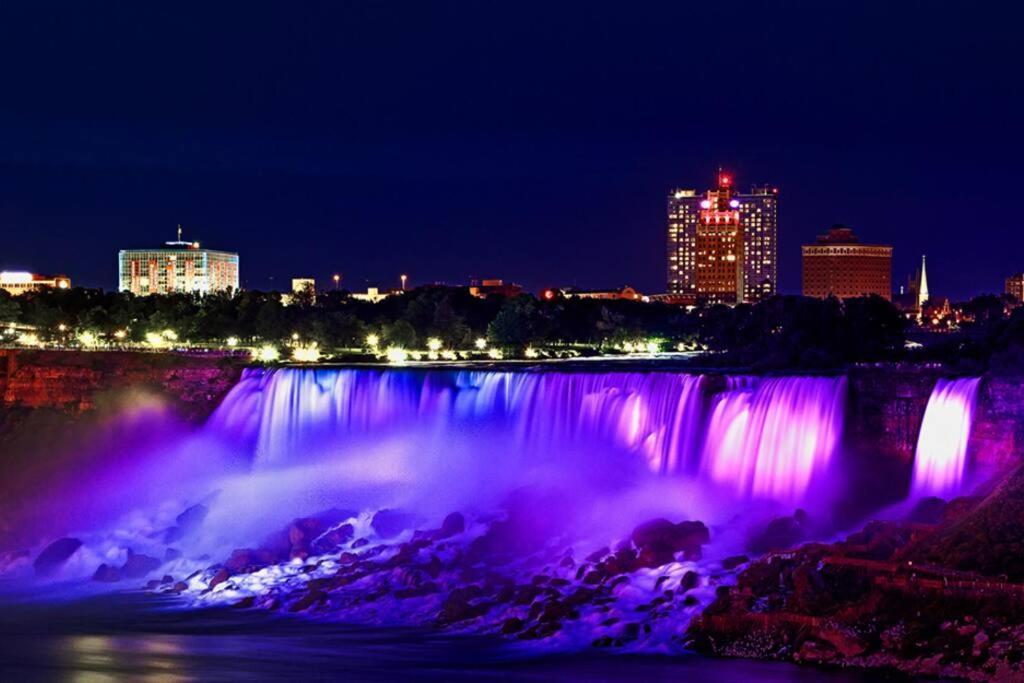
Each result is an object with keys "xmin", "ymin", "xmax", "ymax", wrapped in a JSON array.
[
  {"xmin": 911, "ymin": 377, "xmax": 982, "ymax": 498},
  {"xmin": 210, "ymin": 368, "xmax": 849, "ymax": 504}
]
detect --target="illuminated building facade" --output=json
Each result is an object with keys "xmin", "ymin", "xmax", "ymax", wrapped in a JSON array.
[
  {"xmin": 1006, "ymin": 273, "xmax": 1024, "ymax": 302},
  {"xmin": 668, "ymin": 172, "xmax": 778, "ymax": 303},
  {"xmin": 118, "ymin": 230, "xmax": 239, "ymax": 296},
  {"xmin": 0, "ymin": 271, "xmax": 71, "ymax": 295},
  {"xmin": 801, "ymin": 226, "xmax": 892, "ymax": 300}
]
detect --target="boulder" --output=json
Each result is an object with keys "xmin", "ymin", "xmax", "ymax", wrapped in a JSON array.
[
  {"xmin": 438, "ymin": 512, "xmax": 465, "ymax": 538},
  {"xmin": 33, "ymin": 538, "xmax": 83, "ymax": 577},
  {"xmin": 92, "ymin": 563, "xmax": 121, "ymax": 582},
  {"xmin": 371, "ymin": 509, "xmax": 420, "ymax": 539},
  {"xmin": 748, "ymin": 510, "xmax": 809, "ymax": 554},
  {"xmin": 122, "ymin": 552, "xmax": 162, "ymax": 579},
  {"xmin": 631, "ymin": 519, "xmax": 710, "ymax": 566}
]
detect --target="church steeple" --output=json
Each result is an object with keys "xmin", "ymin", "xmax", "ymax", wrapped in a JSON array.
[{"xmin": 917, "ymin": 255, "xmax": 929, "ymax": 309}]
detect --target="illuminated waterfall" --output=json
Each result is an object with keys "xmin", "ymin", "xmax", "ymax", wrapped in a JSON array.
[
  {"xmin": 911, "ymin": 377, "xmax": 982, "ymax": 498},
  {"xmin": 210, "ymin": 368, "xmax": 851, "ymax": 503},
  {"xmin": 700, "ymin": 376, "xmax": 847, "ymax": 502}
]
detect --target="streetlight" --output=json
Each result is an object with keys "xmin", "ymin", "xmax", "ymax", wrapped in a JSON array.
[
  {"xmin": 400, "ymin": 274, "xmax": 408, "ymax": 291},
  {"xmin": 333, "ymin": 273, "xmax": 341, "ymax": 290}
]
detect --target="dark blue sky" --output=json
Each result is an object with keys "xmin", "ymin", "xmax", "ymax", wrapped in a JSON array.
[{"xmin": 0, "ymin": 2, "xmax": 1020, "ymax": 299}]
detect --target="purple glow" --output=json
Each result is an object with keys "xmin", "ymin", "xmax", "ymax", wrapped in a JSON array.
[
  {"xmin": 911, "ymin": 377, "xmax": 981, "ymax": 498},
  {"xmin": 700, "ymin": 377, "xmax": 847, "ymax": 503}
]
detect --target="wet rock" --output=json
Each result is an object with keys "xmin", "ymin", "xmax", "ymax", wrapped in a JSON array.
[
  {"xmin": 748, "ymin": 510, "xmax": 809, "ymax": 554},
  {"xmin": 232, "ymin": 596, "xmax": 256, "ymax": 609},
  {"xmin": 310, "ymin": 523, "xmax": 354, "ymax": 554},
  {"xmin": 224, "ymin": 548, "xmax": 279, "ymax": 574},
  {"xmin": 907, "ymin": 496, "xmax": 947, "ymax": 524},
  {"xmin": 631, "ymin": 519, "xmax": 710, "ymax": 566},
  {"xmin": 372, "ymin": 509, "xmax": 420, "ymax": 539},
  {"xmin": 122, "ymin": 552, "xmax": 162, "ymax": 579},
  {"xmin": 289, "ymin": 589, "xmax": 326, "ymax": 612},
  {"xmin": 438, "ymin": 512, "xmax": 465, "ymax": 538},
  {"xmin": 680, "ymin": 570, "xmax": 699, "ymax": 591},
  {"xmin": 33, "ymin": 538, "xmax": 83, "ymax": 577},
  {"xmin": 92, "ymin": 563, "xmax": 121, "ymax": 582},
  {"xmin": 209, "ymin": 568, "xmax": 231, "ymax": 589},
  {"xmin": 351, "ymin": 538, "xmax": 369, "ymax": 549},
  {"xmin": 501, "ymin": 617, "xmax": 525, "ymax": 634},
  {"xmin": 586, "ymin": 546, "xmax": 610, "ymax": 563},
  {"xmin": 722, "ymin": 555, "xmax": 749, "ymax": 570}
]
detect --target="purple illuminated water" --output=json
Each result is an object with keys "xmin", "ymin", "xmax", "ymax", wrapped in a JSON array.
[
  {"xmin": 212, "ymin": 368, "xmax": 846, "ymax": 503},
  {"xmin": 911, "ymin": 377, "xmax": 982, "ymax": 498}
]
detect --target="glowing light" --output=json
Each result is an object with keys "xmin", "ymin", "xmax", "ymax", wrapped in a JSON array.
[
  {"xmin": 487, "ymin": 348, "xmax": 503, "ymax": 360},
  {"xmin": 426, "ymin": 337, "xmax": 443, "ymax": 352},
  {"xmin": 441, "ymin": 350, "xmax": 458, "ymax": 360},
  {"xmin": 114, "ymin": 330, "xmax": 127, "ymax": 340},
  {"xmin": 291, "ymin": 332, "xmax": 300, "ymax": 341},
  {"xmin": 291, "ymin": 344, "xmax": 321, "ymax": 363},
  {"xmin": 162, "ymin": 329, "xmax": 177, "ymax": 341},
  {"xmin": 385, "ymin": 347, "xmax": 409, "ymax": 364},
  {"xmin": 719, "ymin": 174, "xmax": 731, "ymax": 186},
  {"xmin": 78, "ymin": 331, "xmax": 99, "ymax": 347},
  {"xmin": 255, "ymin": 345, "xmax": 280, "ymax": 362},
  {"xmin": 0, "ymin": 271, "xmax": 33, "ymax": 284},
  {"xmin": 57, "ymin": 324, "xmax": 67, "ymax": 332},
  {"xmin": 700, "ymin": 199, "xmax": 711, "ymax": 209},
  {"xmin": 644, "ymin": 341, "xmax": 660, "ymax": 355},
  {"xmin": 475, "ymin": 338, "xmax": 487, "ymax": 350},
  {"xmin": 729, "ymin": 199, "xmax": 740, "ymax": 208},
  {"xmin": 524, "ymin": 347, "xmax": 539, "ymax": 359},
  {"xmin": 365, "ymin": 333, "xmax": 380, "ymax": 348},
  {"xmin": 226, "ymin": 336, "xmax": 238, "ymax": 347},
  {"xmin": 410, "ymin": 351, "xmax": 423, "ymax": 361},
  {"xmin": 17, "ymin": 332, "xmax": 40, "ymax": 346}
]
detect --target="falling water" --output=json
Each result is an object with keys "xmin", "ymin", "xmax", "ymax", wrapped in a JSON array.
[
  {"xmin": 700, "ymin": 376, "xmax": 847, "ymax": 502},
  {"xmin": 911, "ymin": 377, "xmax": 982, "ymax": 498},
  {"xmin": 210, "ymin": 368, "xmax": 849, "ymax": 504}
]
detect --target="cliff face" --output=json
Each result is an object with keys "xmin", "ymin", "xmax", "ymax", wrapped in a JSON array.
[{"xmin": 0, "ymin": 350, "xmax": 245, "ymax": 420}]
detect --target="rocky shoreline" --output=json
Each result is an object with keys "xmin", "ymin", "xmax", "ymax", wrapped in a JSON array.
[{"xmin": 689, "ymin": 466, "xmax": 1024, "ymax": 681}]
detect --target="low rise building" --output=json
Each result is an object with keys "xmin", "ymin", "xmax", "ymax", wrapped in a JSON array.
[{"xmin": 0, "ymin": 271, "xmax": 71, "ymax": 295}]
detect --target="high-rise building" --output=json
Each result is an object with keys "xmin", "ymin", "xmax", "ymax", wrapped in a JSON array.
[
  {"xmin": 118, "ymin": 227, "xmax": 239, "ymax": 296},
  {"xmin": 1006, "ymin": 273, "xmax": 1024, "ymax": 302},
  {"xmin": 0, "ymin": 271, "xmax": 71, "ymax": 296},
  {"xmin": 668, "ymin": 171, "xmax": 778, "ymax": 304},
  {"xmin": 801, "ymin": 226, "xmax": 892, "ymax": 300}
]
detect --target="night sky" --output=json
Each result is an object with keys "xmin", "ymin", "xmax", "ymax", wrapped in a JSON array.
[{"xmin": 0, "ymin": 2, "xmax": 1020, "ymax": 299}]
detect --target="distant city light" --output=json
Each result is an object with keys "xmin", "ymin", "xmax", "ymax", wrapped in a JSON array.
[
  {"xmin": 291, "ymin": 344, "xmax": 321, "ymax": 363},
  {"xmin": 17, "ymin": 332, "xmax": 40, "ymax": 346},
  {"xmin": 255, "ymin": 345, "xmax": 280, "ymax": 362},
  {"xmin": 226, "ymin": 336, "xmax": 238, "ymax": 347},
  {"xmin": 645, "ymin": 340, "xmax": 660, "ymax": 354},
  {"xmin": 385, "ymin": 346, "xmax": 409, "ymax": 364},
  {"xmin": 162, "ymin": 329, "xmax": 178, "ymax": 341},
  {"xmin": 729, "ymin": 199, "xmax": 740, "ymax": 208},
  {"xmin": 426, "ymin": 337, "xmax": 443, "ymax": 352},
  {"xmin": 78, "ymin": 331, "xmax": 99, "ymax": 347},
  {"xmin": 0, "ymin": 271, "xmax": 33, "ymax": 284},
  {"xmin": 366, "ymin": 333, "xmax": 380, "ymax": 348},
  {"xmin": 700, "ymin": 199, "xmax": 711, "ymax": 209},
  {"xmin": 475, "ymin": 338, "xmax": 487, "ymax": 350},
  {"xmin": 524, "ymin": 347, "xmax": 539, "ymax": 358},
  {"xmin": 487, "ymin": 348, "xmax": 503, "ymax": 360},
  {"xmin": 145, "ymin": 332, "xmax": 165, "ymax": 346},
  {"xmin": 441, "ymin": 350, "xmax": 457, "ymax": 360},
  {"xmin": 114, "ymin": 329, "xmax": 127, "ymax": 340}
]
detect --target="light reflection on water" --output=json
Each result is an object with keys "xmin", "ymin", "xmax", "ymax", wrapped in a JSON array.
[{"xmin": 0, "ymin": 592, "xmax": 900, "ymax": 682}]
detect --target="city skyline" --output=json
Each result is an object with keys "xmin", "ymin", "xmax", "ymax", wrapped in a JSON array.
[{"xmin": 1, "ymin": 3, "xmax": 1022, "ymax": 299}]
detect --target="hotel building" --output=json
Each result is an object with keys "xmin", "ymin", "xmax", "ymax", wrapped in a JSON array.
[
  {"xmin": 802, "ymin": 226, "xmax": 892, "ymax": 301},
  {"xmin": 668, "ymin": 171, "xmax": 778, "ymax": 304},
  {"xmin": 118, "ymin": 229, "xmax": 239, "ymax": 296}
]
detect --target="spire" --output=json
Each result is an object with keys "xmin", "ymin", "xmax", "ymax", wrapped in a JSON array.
[
  {"xmin": 918, "ymin": 255, "xmax": 929, "ymax": 308},
  {"xmin": 177, "ymin": 224, "xmax": 183, "ymax": 242}
]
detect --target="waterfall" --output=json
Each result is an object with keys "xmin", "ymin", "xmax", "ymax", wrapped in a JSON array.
[
  {"xmin": 911, "ymin": 377, "xmax": 982, "ymax": 498},
  {"xmin": 207, "ymin": 368, "xmax": 851, "ymax": 504},
  {"xmin": 700, "ymin": 376, "xmax": 847, "ymax": 502}
]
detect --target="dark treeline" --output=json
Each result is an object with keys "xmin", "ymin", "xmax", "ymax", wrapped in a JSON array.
[{"xmin": 0, "ymin": 286, "xmax": 919, "ymax": 370}]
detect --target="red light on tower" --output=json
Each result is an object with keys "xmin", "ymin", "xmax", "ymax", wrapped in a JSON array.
[
  {"xmin": 542, "ymin": 288, "xmax": 557, "ymax": 301},
  {"xmin": 719, "ymin": 173, "xmax": 731, "ymax": 187}
]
